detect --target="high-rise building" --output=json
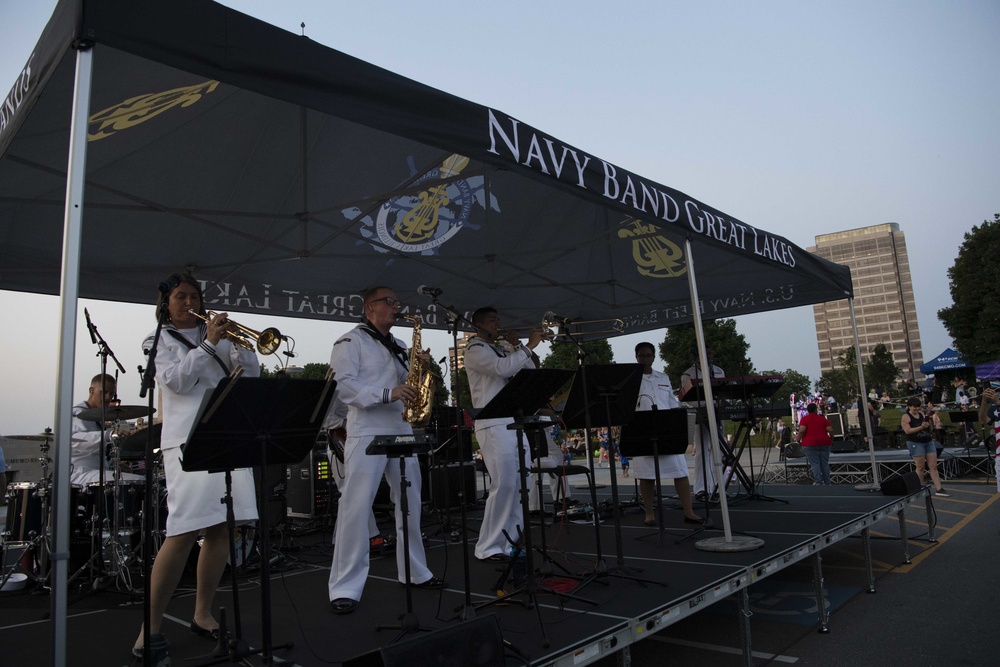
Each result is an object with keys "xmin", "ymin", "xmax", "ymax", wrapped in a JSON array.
[{"xmin": 809, "ymin": 223, "xmax": 924, "ymax": 383}]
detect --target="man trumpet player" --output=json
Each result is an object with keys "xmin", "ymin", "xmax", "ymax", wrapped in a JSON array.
[
  {"xmin": 464, "ymin": 306, "xmax": 544, "ymax": 562},
  {"xmin": 326, "ymin": 286, "xmax": 444, "ymax": 616}
]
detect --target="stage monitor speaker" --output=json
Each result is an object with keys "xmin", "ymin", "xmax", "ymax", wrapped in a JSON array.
[
  {"xmin": 343, "ymin": 614, "xmax": 505, "ymax": 667},
  {"xmin": 831, "ymin": 439, "xmax": 856, "ymax": 453},
  {"xmin": 429, "ymin": 461, "xmax": 476, "ymax": 509},
  {"xmin": 828, "ymin": 412, "xmax": 845, "ymax": 438},
  {"xmin": 286, "ymin": 448, "xmax": 332, "ymax": 518},
  {"xmin": 880, "ymin": 471, "xmax": 921, "ymax": 496}
]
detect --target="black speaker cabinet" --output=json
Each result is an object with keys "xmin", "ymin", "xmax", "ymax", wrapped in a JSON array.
[
  {"xmin": 831, "ymin": 439, "xmax": 857, "ymax": 453},
  {"xmin": 880, "ymin": 471, "xmax": 921, "ymax": 496},
  {"xmin": 286, "ymin": 449, "xmax": 332, "ymax": 518},
  {"xmin": 428, "ymin": 462, "xmax": 476, "ymax": 509},
  {"xmin": 343, "ymin": 614, "xmax": 505, "ymax": 667},
  {"xmin": 252, "ymin": 463, "xmax": 287, "ymax": 527}
]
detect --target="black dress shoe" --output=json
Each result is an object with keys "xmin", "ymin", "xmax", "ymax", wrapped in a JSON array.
[
  {"xmin": 683, "ymin": 516, "xmax": 705, "ymax": 525},
  {"xmin": 330, "ymin": 598, "xmax": 358, "ymax": 614},
  {"xmin": 190, "ymin": 619, "xmax": 220, "ymax": 640},
  {"xmin": 407, "ymin": 576, "xmax": 446, "ymax": 589},
  {"xmin": 477, "ymin": 553, "xmax": 509, "ymax": 562}
]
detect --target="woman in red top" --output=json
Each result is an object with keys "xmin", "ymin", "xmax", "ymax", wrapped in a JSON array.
[{"xmin": 796, "ymin": 403, "xmax": 833, "ymax": 485}]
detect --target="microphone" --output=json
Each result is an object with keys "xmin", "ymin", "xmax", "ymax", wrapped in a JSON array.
[
  {"xmin": 158, "ymin": 275, "xmax": 180, "ymax": 294},
  {"xmin": 84, "ymin": 308, "xmax": 97, "ymax": 344},
  {"xmin": 417, "ymin": 285, "xmax": 443, "ymax": 298},
  {"xmin": 544, "ymin": 311, "xmax": 573, "ymax": 326}
]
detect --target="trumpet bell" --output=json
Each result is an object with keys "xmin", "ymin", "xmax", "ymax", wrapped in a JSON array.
[{"xmin": 256, "ymin": 328, "xmax": 282, "ymax": 355}]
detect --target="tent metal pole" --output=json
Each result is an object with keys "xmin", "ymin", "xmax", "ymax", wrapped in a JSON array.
[
  {"xmin": 849, "ymin": 297, "xmax": 880, "ymax": 490},
  {"xmin": 683, "ymin": 238, "xmax": 733, "ymax": 541},
  {"xmin": 51, "ymin": 43, "xmax": 95, "ymax": 667}
]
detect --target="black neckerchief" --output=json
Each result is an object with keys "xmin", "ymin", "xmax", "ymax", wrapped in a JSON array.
[
  {"xmin": 358, "ymin": 319, "xmax": 409, "ymax": 371},
  {"xmin": 164, "ymin": 324, "xmax": 229, "ymax": 375}
]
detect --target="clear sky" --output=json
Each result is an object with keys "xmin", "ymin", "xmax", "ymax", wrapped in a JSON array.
[{"xmin": 1, "ymin": 0, "xmax": 997, "ymax": 435}]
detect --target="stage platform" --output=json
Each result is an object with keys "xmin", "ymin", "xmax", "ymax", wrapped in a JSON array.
[
  {"xmin": 1, "ymin": 473, "xmax": 951, "ymax": 666},
  {"xmin": 764, "ymin": 445, "xmax": 995, "ymax": 485}
]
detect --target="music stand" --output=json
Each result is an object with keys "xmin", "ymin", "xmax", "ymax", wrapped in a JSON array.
[
  {"xmin": 183, "ymin": 375, "xmax": 335, "ymax": 665},
  {"xmin": 561, "ymin": 364, "xmax": 660, "ymax": 586},
  {"xmin": 472, "ymin": 368, "xmax": 589, "ymax": 649},
  {"xmin": 617, "ymin": 409, "xmax": 688, "ymax": 545},
  {"xmin": 367, "ymin": 434, "xmax": 435, "ymax": 641}
]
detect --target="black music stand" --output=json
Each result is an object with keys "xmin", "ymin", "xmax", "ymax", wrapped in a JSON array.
[
  {"xmin": 367, "ymin": 434, "xmax": 435, "ymax": 642},
  {"xmin": 561, "ymin": 364, "xmax": 660, "ymax": 586},
  {"xmin": 472, "ymin": 368, "xmax": 588, "ymax": 649},
  {"xmin": 617, "ymin": 409, "xmax": 689, "ymax": 545},
  {"xmin": 183, "ymin": 375, "xmax": 335, "ymax": 665}
]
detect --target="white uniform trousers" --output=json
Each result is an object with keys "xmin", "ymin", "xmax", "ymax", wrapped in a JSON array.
[
  {"xmin": 327, "ymin": 447, "xmax": 380, "ymax": 542},
  {"xmin": 692, "ymin": 423, "xmax": 720, "ymax": 496},
  {"xmin": 327, "ymin": 435, "xmax": 432, "ymax": 602},
  {"xmin": 475, "ymin": 423, "xmax": 529, "ymax": 559}
]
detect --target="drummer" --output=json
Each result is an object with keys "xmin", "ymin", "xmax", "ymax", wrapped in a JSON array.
[{"xmin": 70, "ymin": 373, "xmax": 143, "ymax": 485}]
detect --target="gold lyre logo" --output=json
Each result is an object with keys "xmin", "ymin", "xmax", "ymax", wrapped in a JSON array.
[
  {"xmin": 392, "ymin": 155, "xmax": 470, "ymax": 245},
  {"xmin": 88, "ymin": 80, "xmax": 220, "ymax": 142},
  {"xmin": 617, "ymin": 218, "xmax": 686, "ymax": 278},
  {"xmin": 396, "ymin": 184, "xmax": 450, "ymax": 244}
]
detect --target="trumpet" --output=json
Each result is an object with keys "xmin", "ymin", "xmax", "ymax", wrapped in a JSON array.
[{"xmin": 188, "ymin": 309, "xmax": 283, "ymax": 355}]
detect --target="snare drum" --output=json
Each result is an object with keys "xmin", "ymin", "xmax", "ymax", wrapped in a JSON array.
[{"xmin": 4, "ymin": 482, "xmax": 84, "ymax": 543}]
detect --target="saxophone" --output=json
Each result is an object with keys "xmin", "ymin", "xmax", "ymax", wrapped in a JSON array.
[{"xmin": 401, "ymin": 315, "xmax": 436, "ymax": 426}]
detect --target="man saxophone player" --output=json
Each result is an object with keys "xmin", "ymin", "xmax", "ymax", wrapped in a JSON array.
[
  {"xmin": 327, "ymin": 286, "xmax": 444, "ymax": 616},
  {"xmin": 464, "ymin": 307, "xmax": 544, "ymax": 561}
]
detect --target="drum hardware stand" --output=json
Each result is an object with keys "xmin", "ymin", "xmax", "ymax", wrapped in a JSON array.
[
  {"xmin": 369, "ymin": 434, "xmax": 437, "ymax": 642},
  {"xmin": 472, "ymin": 368, "xmax": 593, "ymax": 649},
  {"xmin": 77, "ymin": 311, "xmax": 138, "ymax": 593},
  {"xmin": 182, "ymin": 373, "xmax": 335, "ymax": 665}
]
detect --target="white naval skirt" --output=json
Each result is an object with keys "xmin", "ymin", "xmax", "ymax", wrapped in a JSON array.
[{"xmin": 161, "ymin": 447, "xmax": 258, "ymax": 536}]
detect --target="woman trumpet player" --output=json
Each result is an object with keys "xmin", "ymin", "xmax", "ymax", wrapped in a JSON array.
[{"xmin": 133, "ymin": 273, "xmax": 260, "ymax": 660}]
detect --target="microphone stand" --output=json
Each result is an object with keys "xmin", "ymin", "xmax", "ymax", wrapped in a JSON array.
[
  {"xmin": 85, "ymin": 312, "xmax": 128, "ymax": 590},
  {"xmin": 138, "ymin": 295, "xmax": 171, "ymax": 666},
  {"xmin": 427, "ymin": 295, "xmax": 478, "ymax": 621}
]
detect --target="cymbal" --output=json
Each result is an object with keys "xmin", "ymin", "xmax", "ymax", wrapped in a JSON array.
[
  {"xmin": 118, "ymin": 423, "xmax": 162, "ymax": 461},
  {"xmin": 77, "ymin": 405, "xmax": 154, "ymax": 422}
]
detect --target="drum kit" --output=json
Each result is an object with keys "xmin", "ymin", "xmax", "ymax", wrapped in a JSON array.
[{"xmin": 1, "ymin": 407, "xmax": 165, "ymax": 593}]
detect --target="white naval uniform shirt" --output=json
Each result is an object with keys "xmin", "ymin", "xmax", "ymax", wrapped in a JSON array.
[
  {"xmin": 330, "ymin": 324, "xmax": 412, "ymax": 438},
  {"xmin": 463, "ymin": 337, "xmax": 536, "ymax": 426}
]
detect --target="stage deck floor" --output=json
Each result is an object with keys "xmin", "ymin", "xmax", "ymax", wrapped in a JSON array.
[{"xmin": 4, "ymin": 468, "xmax": 978, "ymax": 666}]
